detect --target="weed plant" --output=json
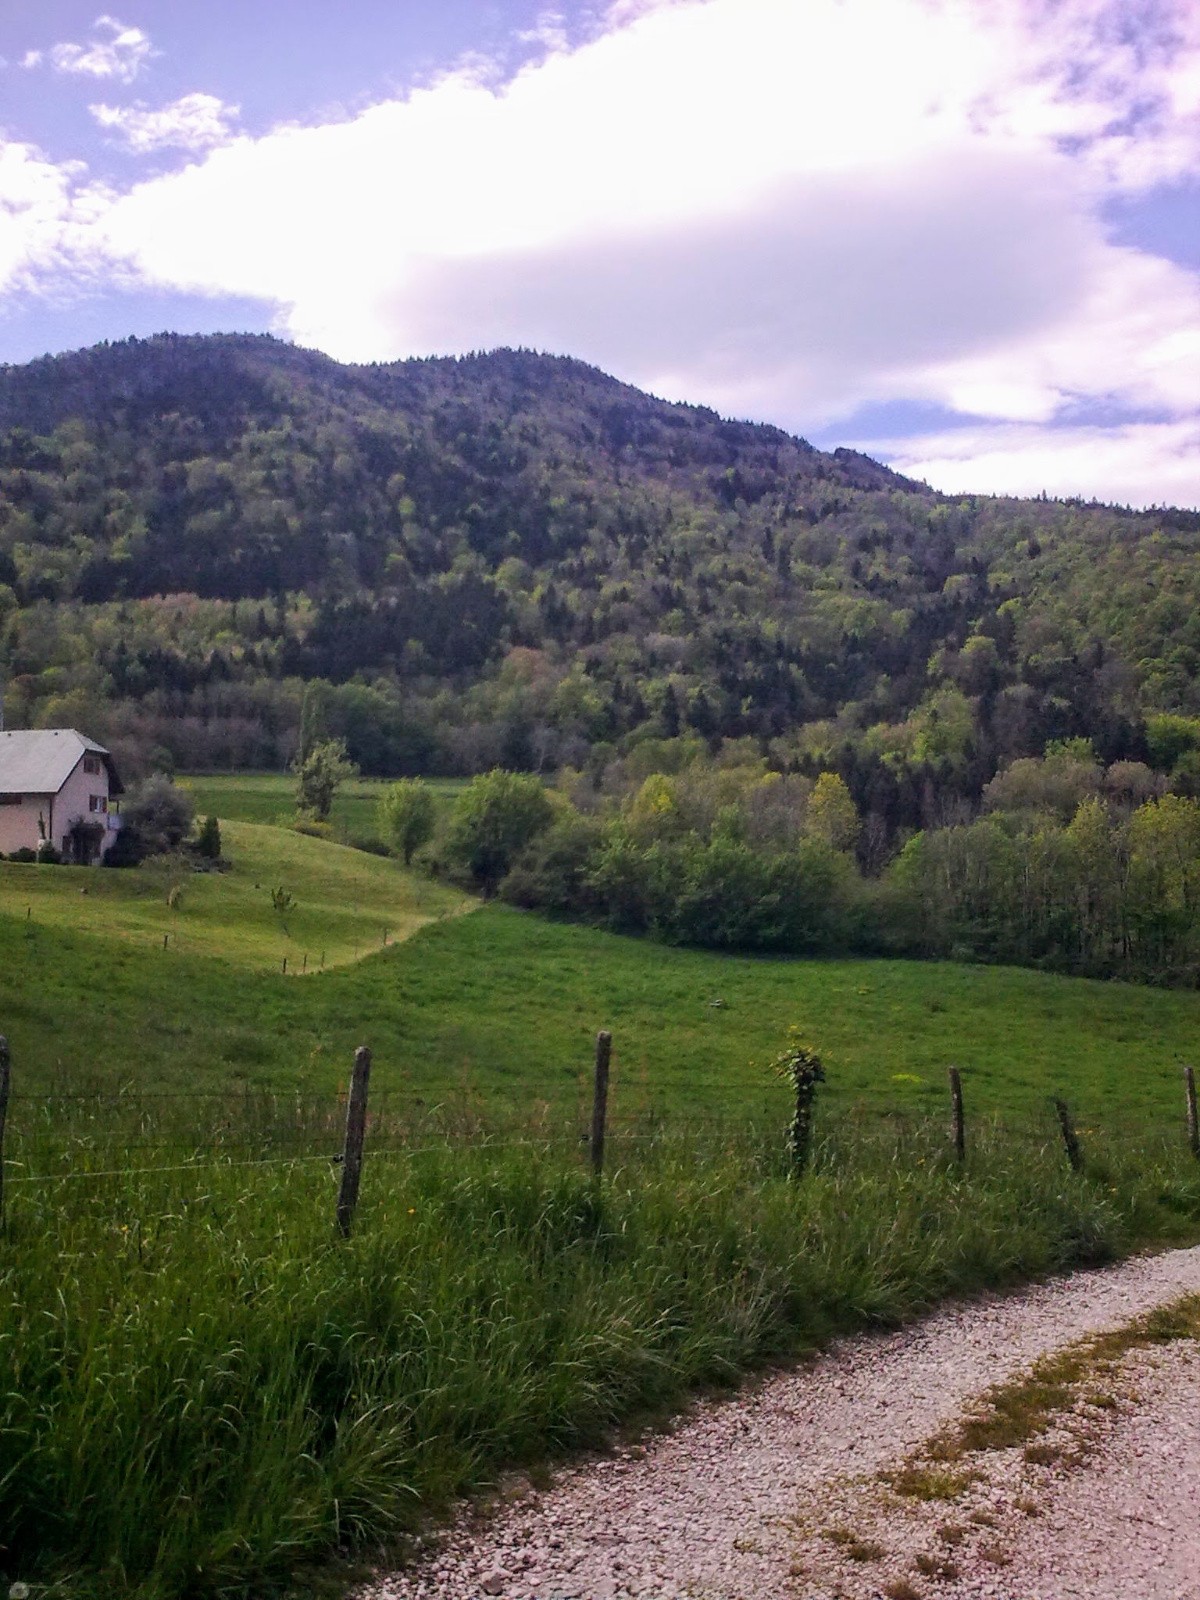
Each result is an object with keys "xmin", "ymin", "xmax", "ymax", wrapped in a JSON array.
[{"xmin": 3, "ymin": 1111, "xmax": 1200, "ymax": 1600}]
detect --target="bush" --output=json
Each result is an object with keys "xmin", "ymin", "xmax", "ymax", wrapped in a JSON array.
[
  {"xmin": 121, "ymin": 776, "xmax": 196, "ymax": 862},
  {"xmin": 377, "ymin": 778, "xmax": 436, "ymax": 865},
  {"xmin": 347, "ymin": 834, "xmax": 392, "ymax": 857},
  {"xmin": 501, "ymin": 813, "xmax": 606, "ymax": 917},
  {"xmin": 293, "ymin": 738, "xmax": 357, "ymax": 821},
  {"xmin": 36, "ymin": 842, "xmax": 62, "ymax": 865},
  {"xmin": 445, "ymin": 770, "xmax": 555, "ymax": 894},
  {"xmin": 6, "ymin": 847, "xmax": 37, "ymax": 864},
  {"xmin": 195, "ymin": 815, "xmax": 222, "ymax": 860}
]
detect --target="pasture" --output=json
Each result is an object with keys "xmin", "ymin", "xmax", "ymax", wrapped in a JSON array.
[
  {"xmin": 181, "ymin": 770, "xmax": 467, "ymax": 842},
  {"xmin": 0, "ymin": 819, "xmax": 471, "ymax": 973},
  {"xmin": 4, "ymin": 806, "xmax": 1200, "ymax": 1600},
  {"xmin": 1, "ymin": 884, "xmax": 1199, "ymax": 1131}
]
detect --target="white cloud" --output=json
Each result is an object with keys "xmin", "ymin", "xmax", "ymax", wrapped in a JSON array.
[
  {"xmin": 868, "ymin": 419, "xmax": 1200, "ymax": 509},
  {"xmin": 90, "ymin": 0, "xmax": 1200, "ymax": 407},
  {"xmin": 46, "ymin": 15, "xmax": 154, "ymax": 84},
  {"xmin": 8, "ymin": 0, "xmax": 1200, "ymax": 503},
  {"xmin": 0, "ymin": 141, "xmax": 94, "ymax": 294},
  {"xmin": 90, "ymin": 93, "xmax": 239, "ymax": 154}
]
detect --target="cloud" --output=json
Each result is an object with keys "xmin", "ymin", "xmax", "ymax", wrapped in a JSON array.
[
  {"xmin": 867, "ymin": 419, "xmax": 1200, "ymax": 509},
  {"xmin": 90, "ymin": 94, "xmax": 239, "ymax": 154},
  {"xmin": 9, "ymin": 0, "xmax": 1200, "ymax": 502},
  {"xmin": 41, "ymin": 15, "xmax": 155, "ymax": 84},
  {"xmin": 0, "ymin": 141, "xmax": 98, "ymax": 295},
  {"xmin": 91, "ymin": 1, "xmax": 1200, "ymax": 403}
]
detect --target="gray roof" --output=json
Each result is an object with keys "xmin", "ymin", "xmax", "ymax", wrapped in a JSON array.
[{"xmin": 0, "ymin": 729, "xmax": 118, "ymax": 795}]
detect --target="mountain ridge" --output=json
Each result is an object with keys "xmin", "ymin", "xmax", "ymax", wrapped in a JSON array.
[{"xmin": 0, "ymin": 332, "xmax": 1197, "ymax": 820}]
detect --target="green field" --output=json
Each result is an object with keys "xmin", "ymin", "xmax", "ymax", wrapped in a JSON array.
[
  {"xmin": 0, "ymin": 820, "xmax": 471, "ymax": 973},
  {"xmin": 5, "ymin": 805, "xmax": 1200, "ymax": 1600},
  {"xmin": 181, "ymin": 771, "xmax": 467, "ymax": 842},
  {"xmin": 2, "ymin": 884, "xmax": 1199, "ymax": 1133}
]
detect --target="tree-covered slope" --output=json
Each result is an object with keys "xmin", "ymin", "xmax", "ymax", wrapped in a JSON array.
[{"xmin": 0, "ymin": 333, "xmax": 1197, "ymax": 805}]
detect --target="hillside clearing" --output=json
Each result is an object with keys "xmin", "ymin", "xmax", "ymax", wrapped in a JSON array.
[
  {"xmin": 181, "ymin": 772, "xmax": 467, "ymax": 841},
  {"xmin": 0, "ymin": 818, "xmax": 473, "ymax": 973},
  {"xmin": 2, "ymin": 897, "xmax": 1200, "ymax": 1129}
]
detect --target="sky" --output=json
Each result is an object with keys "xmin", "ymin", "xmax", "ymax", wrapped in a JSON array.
[{"xmin": 1, "ymin": 0, "xmax": 1198, "ymax": 508}]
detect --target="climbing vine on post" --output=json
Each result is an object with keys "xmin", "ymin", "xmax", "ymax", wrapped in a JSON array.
[{"xmin": 771, "ymin": 1029, "xmax": 825, "ymax": 1176}]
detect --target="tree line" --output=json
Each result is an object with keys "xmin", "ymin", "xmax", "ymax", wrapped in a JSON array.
[
  {"xmin": 388, "ymin": 740, "xmax": 1200, "ymax": 985},
  {"xmin": 2, "ymin": 334, "xmax": 1199, "ymax": 841}
]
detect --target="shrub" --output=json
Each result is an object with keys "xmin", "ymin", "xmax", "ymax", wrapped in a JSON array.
[
  {"xmin": 501, "ymin": 812, "xmax": 606, "ymax": 918},
  {"xmin": 195, "ymin": 815, "xmax": 222, "ymax": 860},
  {"xmin": 347, "ymin": 834, "xmax": 392, "ymax": 858},
  {"xmin": 121, "ymin": 776, "xmax": 196, "ymax": 861},
  {"xmin": 377, "ymin": 778, "xmax": 436, "ymax": 865},
  {"xmin": 293, "ymin": 739, "xmax": 357, "ymax": 821},
  {"xmin": 292, "ymin": 818, "xmax": 332, "ymax": 840},
  {"xmin": 445, "ymin": 770, "xmax": 555, "ymax": 894}
]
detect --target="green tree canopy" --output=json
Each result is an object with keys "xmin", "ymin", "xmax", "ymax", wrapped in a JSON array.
[
  {"xmin": 377, "ymin": 778, "xmax": 436, "ymax": 866},
  {"xmin": 293, "ymin": 738, "xmax": 358, "ymax": 821},
  {"xmin": 446, "ymin": 769, "xmax": 555, "ymax": 894}
]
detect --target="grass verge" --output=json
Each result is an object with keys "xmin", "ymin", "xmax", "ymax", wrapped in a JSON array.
[{"xmin": 3, "ymin": 1124, "xmax": 1200, "ymax": 1600}]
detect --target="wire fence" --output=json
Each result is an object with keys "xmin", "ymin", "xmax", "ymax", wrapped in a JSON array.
[{"xmin": 1, "ymin": 1033, "xmax": 1198, "ymax": 1226}]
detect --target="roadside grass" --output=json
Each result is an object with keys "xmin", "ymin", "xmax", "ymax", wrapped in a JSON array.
[
  {"xmin": 4, "ymin": 1125, "xmax": 1200, "ymax": 1600},
  {"xmin": 181, "ymin": 772, "xmax": 467, "ymax": 843},
  {"xmin": 0, "ymin": 820, "xmax": 472, "ymax": 973}
]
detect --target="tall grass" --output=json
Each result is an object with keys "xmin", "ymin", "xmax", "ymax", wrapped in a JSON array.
[{"xmin": 4, "ymin": 1112, "xmax": 1200, "ymax": 1600}]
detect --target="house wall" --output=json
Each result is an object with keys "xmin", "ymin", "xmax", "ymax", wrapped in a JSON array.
[
  {"xmin": 0, "ymin": 756, "xmax": 116, "ymax": 860},
  {"xmin": 0, "ymin": 794, "xmax": 53, "ymax": 855},
  {"xmin": 55, "ymin": 757, "xmax": 117, "ymax": 860}
]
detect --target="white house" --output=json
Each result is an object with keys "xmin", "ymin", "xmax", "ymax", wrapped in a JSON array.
[{"xmin": 0, "ymin": 729, "xmax": 125, "ymax": 863}]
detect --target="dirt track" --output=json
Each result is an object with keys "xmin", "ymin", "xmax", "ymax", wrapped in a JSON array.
[{"xmin": 366, "ymin": 1245, "xmax": 1200, "ymax": 1600}]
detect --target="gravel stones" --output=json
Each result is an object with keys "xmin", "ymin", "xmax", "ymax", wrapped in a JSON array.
[{"xmin": 363, "ymin": 1245, "xmax": 1200, "ymax": 1600}]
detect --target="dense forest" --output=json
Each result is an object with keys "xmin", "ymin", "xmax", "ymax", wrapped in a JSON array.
[{"xmin": 2, "ymin": 331, "xmax": 1200, "ymax": 936}]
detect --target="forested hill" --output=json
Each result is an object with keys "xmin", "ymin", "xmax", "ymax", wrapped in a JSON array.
[{"xmin": 1, "ymin": 332, "xmax": 1199, "ymax": 822}]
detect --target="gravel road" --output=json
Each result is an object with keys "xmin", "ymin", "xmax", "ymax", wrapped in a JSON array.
[{"xmin": 365, "ymin": 1245, "xmax": 1200, "ymax": 1600}]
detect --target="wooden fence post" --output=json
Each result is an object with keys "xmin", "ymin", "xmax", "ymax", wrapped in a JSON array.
[
  {"xmin": 336, "ymin": 1046, "xmax": 372, "ymax": 1237},
  {"xmin": 0, "ymin": 1036, "xmax": 10, "ymax": 1225},
  {"xmin": 1054, "ymin": 1097, "xmax": 1083, "ymax": 1172},
  {"xmin": 591, "ymin": 1030, "xmax": 612, "ymax": 1177},
  {"xmin": 948, "ymin": 1065, "xmax": 965, "ymax": 1164},
  {"xmin": 1185, "ymin": 1066, "xmax": 1199, "ymax": 1158}
]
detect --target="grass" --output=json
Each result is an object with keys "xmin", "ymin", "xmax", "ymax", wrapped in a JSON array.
[
  {"xmin": 922, "ymin": 1292, "xmax": 1200, "ymax": 1466},
  {"xmin": 181, "ymin": 772, "xmax": 467, "ymax": 843},
  {"xmin": 3, "ymin": 896, "xmax": 1200, "ymax": 1140},
  {"xmin": 5, "ymin": 1125, "xmax": 1200, "ymax": 1600},
  {"xmin": 0, "ymin": 821, "xmax": 472, "ymax": 973},
  {"xmin": 4, "ymin": 818, "xmax": 1200, "ymax": 1599}
]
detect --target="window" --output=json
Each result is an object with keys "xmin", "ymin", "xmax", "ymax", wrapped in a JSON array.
[
  {"xmin": 88, "ymin": 794, "xmax": 108, "ymax": 814},
  {"xmin": 0, "ymin": 793, "xmax": 21, "ymax": 806},
  {"xmin": 83, "ymin": 756, "xmax": 103, "ymax": 776}
]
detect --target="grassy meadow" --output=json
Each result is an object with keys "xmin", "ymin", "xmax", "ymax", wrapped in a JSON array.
[
  {"xmin": 2, "ymin": 894, "xmax": 1199, "ymax": 1125},
  {"xmin": 0, "ymin": 819, "xmax": 471, "ymax": 972},
  {"xmin": 4, "ymin": 792, "xmax": 1200, "ymax": 1600},
  {"xmin": 181, "ymin": 770, "xmax": 467, "ymax": 843}
]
